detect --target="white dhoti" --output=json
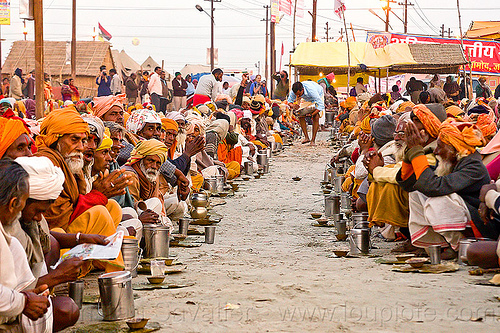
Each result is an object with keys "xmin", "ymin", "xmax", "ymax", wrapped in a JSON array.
[
  {"xmin": 119, "ymin": 207, "xmax": 144, "ymax": 241},
  {"xmin": 163, "ymin": 193, "xmax": 187, "ymax": 223},
  {"xmin": 408, "ymin": 191, "xmax": 469, "ymax": 250}
]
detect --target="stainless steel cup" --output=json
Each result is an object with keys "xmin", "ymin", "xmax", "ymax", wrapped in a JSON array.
[
  {"xmin": 179, "ymin": 218, "xmax": 190, "ymax": 236},
  {"xmin": 68, "ymin": 280, "xmax": 84, "ymax": 309},
  {"xmin": 428, "ymin": 245, "xmax": 441, "ymax": 265},
  {"xmin": 205, "ymin": 226, "xmax": 216, "ymax": 244}
]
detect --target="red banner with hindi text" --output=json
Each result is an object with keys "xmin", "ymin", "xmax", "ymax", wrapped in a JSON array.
[{"xmin": 367, "ymin": 32, "xmax": 500, "ymax": 75}]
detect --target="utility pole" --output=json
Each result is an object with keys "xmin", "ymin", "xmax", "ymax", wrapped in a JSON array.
[
  {"xmin": 398, "ymin": 0, "xmax": 413, "ymax": 33},
  {"xmin": 270, "ymin": 20, "xmax": 276, "ymax": 96},
  {"xmin": 447, "ymin": 27, "xmax": 452, "ymax": 38},
  {"xmin": 312, "ymin": 0, "xmax": 317, "ymax": 42},
  {"xmin": 325, "ymin": 22, "xmax": 330, "ymax": 41},
  {"xmin": 210, "ymin": 0, "xmax": 214, "ymax": 71},
  {"xmin": 34, "ymin": 0, "xmax": 44, "ymax": 119},
  {"xmin": 71, "ymin": 0, "xmax": 76, "ymax": 81},
  {"xmin": 440, "ymin": 24, "xmax": 445, "ymax": 37},
  {"xmin": 204, "ymin": 0, "xmax": 221, "ymax": 71},
  {"xmin": 262, "ymin": 5, "xmax": 270, "ymax": 84}
]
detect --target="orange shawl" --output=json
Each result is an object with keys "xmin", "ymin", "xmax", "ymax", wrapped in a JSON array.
[{"xmin": 217, "ymin": 140, "xmax": 243, "ymax": 164}]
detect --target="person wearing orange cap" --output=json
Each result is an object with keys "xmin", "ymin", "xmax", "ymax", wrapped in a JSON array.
[
  {"xmin": 0, "ymin": 115, "xmax": 32, "ymax": 160},
  {"xmin": 92, "ymin": 94, "xmax": 127, "ymax": 125},
  {"xmin": 397, "ymin": 119, "xmax": 490, "ymax": 259}
]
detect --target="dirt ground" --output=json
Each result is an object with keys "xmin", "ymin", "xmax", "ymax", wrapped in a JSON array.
[{"xmin": 69, "ymin": 132, "xmax": 500, "ymax": 333}]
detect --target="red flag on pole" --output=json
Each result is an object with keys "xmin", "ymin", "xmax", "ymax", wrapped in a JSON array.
[
  {"xmin": 279, "ymin": 42, "xmax": 284, "ymax": 71},
  {"xmin": 98, "ymin": 22, "xmax": 112, "ymax": 41},
  {"xmin": 334, "ymin": 0, "xmax": 346, "ymax": 18}
]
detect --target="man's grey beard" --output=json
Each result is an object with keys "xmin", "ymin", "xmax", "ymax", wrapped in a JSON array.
[
  {"xmin": 394, "ymin": 141, "xmax": 406, "ymax": 163},
  {"xmin": 65, "ymin": 152, "xmax": 84, "ymax": 174},
  {"xmin": 435, "ymin": 155, "xmax": 454, "ymax": 177},
  {"xmin": 140, "ymin": 160, "xmax": 159, "ymax": 183}
]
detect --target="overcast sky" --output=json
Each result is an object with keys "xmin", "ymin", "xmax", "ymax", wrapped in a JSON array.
[{"xmin": 1, "ymin": 0, "xmax": 499, "ymax": 75}]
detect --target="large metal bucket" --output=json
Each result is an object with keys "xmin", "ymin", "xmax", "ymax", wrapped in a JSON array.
[
  {"xmin": 244, "ymin": 161, "xmax": 254, "ymax": 175},
  {"xmin": 98, "ymin": 271, "xmax": 134, "ymax": 321},
  {"xmin": 143, "ymin": 224, "xmax": 169, "ymax": 259},
  {"xmin": 216, "ymin": 174, "xmax": 225, "ymax": 193},
  {"xmin": 325, "ymin": 111, "xmax": 334, "ymax": 125},
  {"xmin": 121, "ymin": 238, "xmax": 141, "ymax": 278},
  {"xmin": 340, "ymin": 192, "xmax": 350, "ymax": 210},
  {"xmin": 323, "ymin": 168, "xmax": 331, "ymax": 183},
  {"xmin": 256, "ymin": 152, "xmax": 269, "ymax": 173},
  {"xmin": 332, "ymin": 175, "xmax": 343, "ymax": 193},
  {"xmin": 349, "ymin": 228, "xmax": 370, "ymax": 255},
  {"xmin": 325, "ymin": 195, "xmax": 340, "ymax": 218},
  {"xmin": 205, "ymin": 177, "xmax": 218, "ymax": 194}
]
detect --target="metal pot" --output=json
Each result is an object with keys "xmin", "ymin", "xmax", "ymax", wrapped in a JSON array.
[
  {"xmin": 340, "ymin": 192, "xmax": 350, "ymax": 210},
  {"xmin": 216, "ymin": 174, "xmax": 225, "ymax": 193},
  {"xmin": 205, "ymin": 177, "xmax": 218, "ymax": 194},
  {"xmin": 98, "ymin": 271, "xmax": 134, "ymax": 321},
  {"xmin": 190, "ymin": 193, "xmax": 208, "ymax": 207},
  {"xmin": 323, "ymin": 167, "xmax": 331, "ymax": 183},
  {"xmin": 458, "ymin": 238, "xmax": 478, "ymax": 265},
  {"xmin": 256, "ymin": 152, "xmax": 269, "ymax": 173},
  {"xmin": 349, "ymin": 228, "xmax": 370, "ymax": 255},
  {"xmin": 325, "ymin": 195, "xmax": 341, "ymax": 218},
  {"xmin": 244, "ymin": 161, "xmax": 254, "ymax": 175},
  {"xmin": 143, "ymin": 224, "xmax": 169, "ymax": 259},
  {"xmin": 325, "ymin": 111, "xmax": 334, "ymax": 125},
  {"xmin": 190, "ymin": 206, "xmax": 208, "ymax": 220},
  {"xmin": 352, "ymin": 212, "xmax": 369, "ymax": 224},
  {"xmin": 276, "ymin": 142, "xmax": 283, "ymax": 151},
  {"xmin": 121, "ymin": 238, "xmax": 141, "ymax": 278},
  {"xmin": 265, "ymin": 148, "xmax": 272, "ymax": 159}
]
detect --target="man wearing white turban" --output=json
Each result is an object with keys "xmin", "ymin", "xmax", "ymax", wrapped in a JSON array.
[{"xmin": 6, "ymin": 156, "xmax": 109, "ymax": 332}]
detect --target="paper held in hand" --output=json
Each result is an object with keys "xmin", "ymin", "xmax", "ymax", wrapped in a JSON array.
[{"xmin": 51, "ymin": 231, "xmax": 125, "ymax": 269}]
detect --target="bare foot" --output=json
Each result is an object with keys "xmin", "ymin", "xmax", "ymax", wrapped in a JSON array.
[
  {"xmin": 301, "ymin": 139, "xmax": 310, "ymax": 144},
  {"xmin": 309, "ymin": 141, "xmax": 316, "ymax": 146}
]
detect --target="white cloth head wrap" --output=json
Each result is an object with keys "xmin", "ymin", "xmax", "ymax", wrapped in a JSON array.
[
  {"xmin": 16, "ymin": 156, "xmax": 65, "ymax": 200},
  {"xmin": 165, "ymin": 111, "xmax": 185, "ymax": 122},
  {"xmin": 126, "ymin": 109, "xmax": 162, "ymax": 134}
]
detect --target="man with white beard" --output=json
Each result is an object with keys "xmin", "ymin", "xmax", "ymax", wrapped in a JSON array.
[
  {"xmin": 122, "ymin": 139, "xmax": 190, "ymax": 230},
  {"xmin": 397, "ymin": 119, "xmax": 490, "ymax": 259},
  {"xmin": 35, "ymin": 107, "xmax": 131, "ymax": 273}
]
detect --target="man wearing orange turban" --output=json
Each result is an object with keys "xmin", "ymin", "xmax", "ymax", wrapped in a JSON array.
[
  {"xmin": 411, "ymin": 104, "xmax": 441, "ymax": 139},
  {"xmin": 475, "ymin": 114, "xmax": 497, "ymax": 141},
  {"xmin": 122, "ymin": 139, "xmax": 189, "ymax": 227},
  {"xmin": 397, "ymin": 118, "xmax": 491, "ymax": 256},
  {"xmin": 0, "ymin": 116, "xmax": 31, "ymax": 159},
  {"xmin": 35, "ymin": 107, "xmax": 131, "ymax": 274},
  {"xmin": 92, "ymin": 93, "xmax": 127, "ymax": 125}
]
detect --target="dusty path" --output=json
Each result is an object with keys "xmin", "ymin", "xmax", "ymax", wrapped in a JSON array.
[{"xmin": 75, "ymin": 133, "xmax": 499, "ymax": 332}]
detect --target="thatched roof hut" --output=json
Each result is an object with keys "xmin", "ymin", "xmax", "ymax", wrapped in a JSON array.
[{"xmin": 2, "ymin": 40, "xmax": 115, "ymax": 98}]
